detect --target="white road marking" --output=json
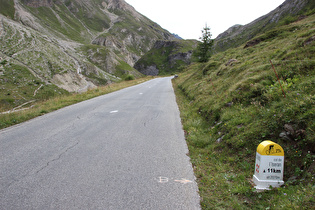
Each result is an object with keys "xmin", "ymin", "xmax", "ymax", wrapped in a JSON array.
[
  {"xmin": 157, "ymin": 177, "xmax": 193, "ymax": 184},
  {"xmin": 157, "ymin": 177, "xmax": 169, "ymax": 183},
  {"xmin": 110, "ymin": 110, "xmax": 118, "ymax": 113},
  {"xmin": 174, "ymin": 178, "xmax": 193, "ymax": 184}
]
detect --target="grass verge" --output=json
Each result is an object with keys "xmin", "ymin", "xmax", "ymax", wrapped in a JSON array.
[
  {"xmin": 173, "ymin": 77, "xmax": 314, "ymax": 209},
  {"xmin": 172, "ymin": 14, "xmax": 314, "ymax": 209}
]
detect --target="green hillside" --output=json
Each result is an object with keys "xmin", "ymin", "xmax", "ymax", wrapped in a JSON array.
[
  {"xmin": 173, "ymin": 13, "xmax": 314, "ymax": 209},
  {"xmin": 26, "ymin": 3, "xmax": 109, "ymax": 43}
]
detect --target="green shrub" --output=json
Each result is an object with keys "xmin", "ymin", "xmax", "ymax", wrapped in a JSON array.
[
  {"xmin": 0, "ymin": 60, "xmax": 8, "ymax": 65},
  {"xmin": 124, "ymin": 74, "xmax": 135, "ymax": 81}
]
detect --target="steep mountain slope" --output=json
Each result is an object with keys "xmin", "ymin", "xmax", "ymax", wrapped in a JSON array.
[
  {"xmin": 0, "ymin": 0, "xmax": 175, "ymax": 110},
  {"xmin": 16, "ymin": 0, "xmax": 174, "ymax": 66},
  {"xmin": 214, "ymin": 0, "xmax": 314, "ymax": 52}
]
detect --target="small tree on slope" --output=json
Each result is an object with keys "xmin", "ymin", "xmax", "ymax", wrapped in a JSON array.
[{"xmin": 195, "ymin": 24, "xmax": 214, "ymax": 63}]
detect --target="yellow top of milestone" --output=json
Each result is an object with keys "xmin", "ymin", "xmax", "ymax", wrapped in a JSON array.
[{"xmin": 257, "ymin": 140, "xmax": 284, "ymax": 156}]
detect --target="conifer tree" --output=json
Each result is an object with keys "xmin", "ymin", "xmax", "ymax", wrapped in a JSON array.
[{"xmin": 195, "ymin": 24, "xmax": 214, "ymax": 62}]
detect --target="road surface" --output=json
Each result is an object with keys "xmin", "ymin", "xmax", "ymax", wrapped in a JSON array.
[{"xmin": 0, "ymin": 77, "xmax": 200, "ymax": 209}]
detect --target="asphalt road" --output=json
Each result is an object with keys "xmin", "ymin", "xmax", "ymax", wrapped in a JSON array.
[{"xmin": 0, "ymin": 77, "xmax": 200, "ymax": 210}]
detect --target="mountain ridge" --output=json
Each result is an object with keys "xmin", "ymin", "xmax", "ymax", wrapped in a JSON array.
[{"xmin": 214, "ymin": 0, "xmax": 313, "ymax": 52}]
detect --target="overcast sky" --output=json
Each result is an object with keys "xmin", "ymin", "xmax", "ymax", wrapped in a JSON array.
[{"xmin": 124, "ymin": 0, "xmax": 286, "ymax": 40}]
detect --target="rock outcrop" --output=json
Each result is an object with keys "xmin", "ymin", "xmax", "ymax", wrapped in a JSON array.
[
  {"xmin": 134, "ymin": 40, "xmax": 197, "ymax": 76},
  {"xmin": 135, "ymin": 64, "xmax": 159, "ymax": 76}
]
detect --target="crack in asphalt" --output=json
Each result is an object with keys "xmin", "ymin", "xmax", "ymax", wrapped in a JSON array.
[
  {"xmin": 3, "ymin": 116, "xmax": 82, "ymax": 191},
  {"xmin": 143, "ymin": 112, "xmax": 160, "ymax": 127},
  {"xmin": 5, "ymin": 178, "xmax": 20, "ymax": 190},
  {"xmin": 36, "ymin": 141, "xmax": 79, "ymax": 174}
]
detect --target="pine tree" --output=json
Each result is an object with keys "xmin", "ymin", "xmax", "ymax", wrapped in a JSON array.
[{"xmin": 195, "ymin": 24, "xmax": 214, "ymax": 63}]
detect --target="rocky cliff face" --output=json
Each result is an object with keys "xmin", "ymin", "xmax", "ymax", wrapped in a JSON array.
[
  {"xmin": 134, "ymin": 40, "xmax": 197, "ymax": 76},
  {"xmin": 214, "ymin": 0, "xmax": 311, "ymax": 52}
]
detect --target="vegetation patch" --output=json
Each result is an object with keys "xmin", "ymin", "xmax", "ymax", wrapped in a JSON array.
[
  {"xmin": 115, "ymin": 60, "xmax": 143, "ymax": 78},
  {"xmin": 0, "ymin": 62, "xmax": 68, "ymax": 111},
  {"xmin": 0, "ymin": 0, "xmax": 15, "ymax": 19}
]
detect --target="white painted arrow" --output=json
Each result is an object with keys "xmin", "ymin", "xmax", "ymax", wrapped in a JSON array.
[{"xmin": 174, "ymin": 178, "xmax": 193, "ymax": 184}]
